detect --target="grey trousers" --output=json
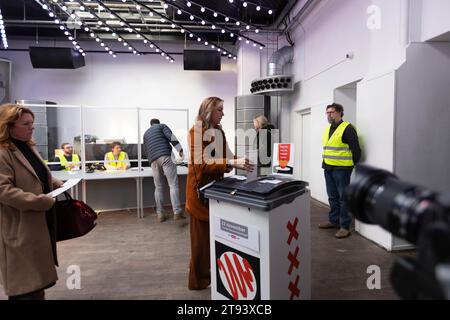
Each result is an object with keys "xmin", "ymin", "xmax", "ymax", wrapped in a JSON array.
[{"xmin": 151, "ymin": 155, "xmax": 182, "ymax": 215}]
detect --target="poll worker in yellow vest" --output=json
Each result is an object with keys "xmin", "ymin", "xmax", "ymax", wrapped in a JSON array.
[
  {"xmin": 319, "ymin": 103, "xmax": 361, "ymax": 239},
  {"xmin": 50, "ymin": 142, "xmax": 81, "ymax": 171},
  {"xmin": 104, "ymin": 141, "xmax": 131, "ymax": 170}
]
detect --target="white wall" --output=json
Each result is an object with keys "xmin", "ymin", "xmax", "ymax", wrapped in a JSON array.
[
  {"xmin": 1, "ymin": 40, "xmax": 238, "ymax": 150},
  {"xmin": 420, "ymin": 0, "xmax": 450, "ymax": 41},
  {"xmin": 279, "ymin": 0, "xmax": 409, "ymax": 205}
]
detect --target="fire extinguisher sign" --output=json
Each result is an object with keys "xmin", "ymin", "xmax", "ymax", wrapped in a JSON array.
[{"xmin": 215, "ymin": 241, "xmax": 261, "ymax": 300}]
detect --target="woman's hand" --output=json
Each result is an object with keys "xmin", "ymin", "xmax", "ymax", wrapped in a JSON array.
[{"xmin": 229, "ymin": 158, "xmax": 255, "ymax": 172}]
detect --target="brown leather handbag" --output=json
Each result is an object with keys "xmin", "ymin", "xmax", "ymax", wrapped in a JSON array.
[{"xmin": 55, "ymin": 192, "xmax": 98, "ymax": 242}]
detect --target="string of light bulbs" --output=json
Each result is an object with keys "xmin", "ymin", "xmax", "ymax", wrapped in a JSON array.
[
  {"xmin": 72, "ymin": 0, "xmax": 141, "ymax": 57},
  {"xmin": 94, "ymin": 0, "xmax": 175, "ymax": 62},
  {"xmin": 0, "ymin": 8, "xmax": 8, "ymax": 49},
  {"xmin": 170, "ymin": 0, "xmax": 262, "ymax": 34},
  {"xmin": 132, "ymin": 0, "xmax": 238, "ymax": 59},
  {"xmin": 225, "ymin": 0, "xmax": 274, "ymax": 15},
  {"xmin": 35, "ymin": 0, "xmax": 87, "ymax": 56},
  {"xmin": 160, "ymin": 0, "xmax": 265, "ymax": 50},
  {"xmin": 50, "ymin": 0, "xmax": 122, "ymax": 57}
]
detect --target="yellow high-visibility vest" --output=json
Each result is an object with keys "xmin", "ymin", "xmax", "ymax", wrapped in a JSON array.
[
  {"xmin": 322, "ymin": 122, "xmax": 354, "ymax": 167},
  {"xmin": 60, "ymin": 154, "xmax": 81, "ymax": 170},
  {"xmin": 106, "ymin": 151, "xmax": 126, "ymax": 167}
]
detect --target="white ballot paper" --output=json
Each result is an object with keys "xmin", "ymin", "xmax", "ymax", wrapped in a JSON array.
[
  {"xmin": 246, "ymin": 149, "xmax": 258, "ymax": 182},
  {"xmin": 47, "ymin": 178, "xmax": 82, "ymax": 198}
]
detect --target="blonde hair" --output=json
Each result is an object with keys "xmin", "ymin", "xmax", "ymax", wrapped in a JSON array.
[
  {"xmin": 196, "ymin": 97, "xmax": 224, "ymax": 128},
  {"xmin": 254, "ymin": 115, "xmax": 269, "ymax": 128},
  {"xmin": 0, "ymin": 103, "xmax": 36, "ymax": 149}
]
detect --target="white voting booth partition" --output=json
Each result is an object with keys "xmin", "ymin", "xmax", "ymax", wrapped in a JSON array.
[{"xmin": 206, "ymin": 173, "xmax": 311, "ymax": 300}]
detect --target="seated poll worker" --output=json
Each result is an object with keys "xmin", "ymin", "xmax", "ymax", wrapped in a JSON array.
[
  {"xmin": 49, "ymin": 142, "xmax": 81, "ymax": 171},
  {"xmin": 104, "ymin": 141, "xmax": 131, "ymax": 170}
]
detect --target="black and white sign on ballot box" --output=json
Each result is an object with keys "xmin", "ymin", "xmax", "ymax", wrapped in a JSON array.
[{"xmin": 205, "ymin": 175, "xmax": 311, "ymax": 300}]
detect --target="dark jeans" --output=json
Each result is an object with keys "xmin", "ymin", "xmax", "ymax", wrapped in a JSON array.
[{"xmin": 324, "ymin": 169, "xmax": 353, "ymax": 229}]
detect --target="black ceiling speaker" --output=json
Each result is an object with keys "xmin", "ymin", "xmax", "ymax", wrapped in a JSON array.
[
  {"xmin": 29, "ymin": 47, "xmax": 85, "ymax": 69},
  {"xmin": 183, "ymin": 49, "xmax": 221, "ymax": 71}
]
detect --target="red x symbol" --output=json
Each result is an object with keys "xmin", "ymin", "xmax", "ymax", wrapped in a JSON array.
[
  {"xmin": 288, "ymin": 275, "xmax": 300, "ymax": 300},
  {"xmin": 288, "ymin": 246, "xmax": 300, "ymax": 275},
  {"xmin": 287, "ymin": 217, "xmax": 299, "ymax": 245}
]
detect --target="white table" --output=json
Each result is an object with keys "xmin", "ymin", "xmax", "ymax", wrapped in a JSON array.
[{"xmin": 51, "ymin": 166, "xmax": 188, "ymax": 218}]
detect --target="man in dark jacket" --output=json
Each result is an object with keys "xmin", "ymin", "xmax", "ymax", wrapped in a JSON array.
[
  {"xmin": 143, "ymin": 119, "xmax": 184, "ymax": 222},
  {"xmin": 319, "ymin": 103, "xmax": 361, "ymax": 239}
]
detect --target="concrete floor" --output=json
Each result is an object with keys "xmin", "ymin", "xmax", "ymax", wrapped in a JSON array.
[{"xmin": 0, "ymin": 199, "xmax": 413, "ymax": 300}]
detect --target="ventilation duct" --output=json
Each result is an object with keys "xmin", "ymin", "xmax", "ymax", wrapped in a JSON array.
[{"xmin": 251, "ymin": 46, "xmax": 294, "ymax": 96}]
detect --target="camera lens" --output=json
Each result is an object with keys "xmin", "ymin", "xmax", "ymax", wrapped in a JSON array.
[{"xmin": 346, "ymin": 165, "xmax": 439, "ymax": 244}]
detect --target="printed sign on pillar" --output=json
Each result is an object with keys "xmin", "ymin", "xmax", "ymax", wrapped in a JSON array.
[
  {"xmin": 215, "ymin": 241, "xmax": 261, "ymax": 300},
  {"xmin": 272, "ymin": 143, "xmax": 295, "ymax": 176}
]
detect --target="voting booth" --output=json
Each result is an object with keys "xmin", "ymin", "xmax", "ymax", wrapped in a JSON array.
[{"xmin": 205, "ymin": 176, "xmax": 310, "ymax": 300}]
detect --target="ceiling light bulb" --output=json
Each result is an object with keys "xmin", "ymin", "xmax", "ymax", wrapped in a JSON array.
[
  {"xmin": 255, "ymin": 29, "xmax": 259, "ymax": 33},
  {"xmin": 101, "ymin": 43, "xmax": 105, "ymax": 46},
  {"xmin": 149, "ymin": 12, "xmax": 154, "ymax": 16},
  {"xmin": 49, "ymin": 12, "xmax": 54, "ymax": 17},
  {"xmin": 164, "ymin": 4, "xmax": 168, "ymax": 9},
  {"xmin": 62, "ymin": 6, "xmax": 67, "ymax": 11},
  {"xmin": 229, "ymin": 0, "xmax": 233, "ymax": 3},
  {"xmin": 136, "ymin": 5, "xmax": 141, "ymax": 10},
  {"xmin": 211, "ymin": 45, "xmax": 214, "ymax": 49},
  {"xmin": 204, "ymin": 41, "xmax": 208, "ymax": 45},
  {"xmin": 189, "ymin": 33, "xmax": 193, "ymax": 38},
  {"xmin": 156, "ymin": 48, "xmax": 160, "ymax": 52},
  {"xmin": 96, "ymin": 38, "xmax": 100, "ymax": 42},
  {"xmin": 187, "ymin": 2, "xmax": 191, "ymax": 7},
  {"xmin": 177, "ymin": 10, "xmax": 182, "ymax": 15},
  {"xmin": 201, "ymin": 7, "xmax": 205, "ymax": 12},
  {"xmin": 112, "ymin": 32, "xmax": 116, "ymax": 37},
  {"xmin": 246, "ymin": 40, "xmax": 249, "ymax": 44},
  {"xmin": 150, "ymin": 44, "xmax": 154, "ymax": 48},
  {"xmin": 69, "ymin": 36, "xmax": 74, "ymax": 40},
  {"xmin": 197, "ymin": 37, "xmax": 201, "ymax": 42},
  {"xmin": 90, "ymin": 32, "xmax": 95, "ymax": 37},
  {"xmin": 211, "ymin": 25, "xmax": 216, "ymax": 29},
  {"xmin": 260, "ymin": 46, "xmax": 263, "ymax": 50},
  {"xmin": 42, "ymin": 4, "xmax": 48, "ymax": 10},
  {"xmin": 171, "ymin": 24, "xmax": 175, "ymax": 28},
  {"xmin": 225, "ymin": 17, "xmax": 229, "ymax": 22},
  {"xmin": 268, "ymin": 9, "xmax": 273, "ymax": 15},
  {"xmin": 144, "ymin": 39, "xmax": 148, "ymax": 43},
  {"xmin": 82, "ymin": 53, "xmax": 86, "ymax": 56},
  {"xmin": 230, "ymin": 33, "xmax": 234, "ymax": 37},
  {"xmin": 201, "ymin": 20, "xmax": 205, "ymax": 25},
  {"xmin": 113, "ymin": 54, "xmax": 116, "ymax": 58},
  {"xmin": 80, "ymin": 6, "xmax": 85, "ymax": 11},
  {"xmin": 54, "ymin": 19, "xmax": 60, "ymax": 24},
  {"xmin": 253, "ymin": 43, "xmax": 256, "ymax": 47},
  {"xmin": 189, "ymin": 15, "xmax": 194, "ymax": 20},
  {"xmin": 221, "ymin": 29, "xmax": 225, "ymax": 33},
  {"xmin": 243, "ymin": 2, "xmax": 247, "ymax": 7},
  {"xmin": 97, "ymin": 21, "xmax": 103, "ymax": 25},
  {"xmin": 236, "ymin": 21, "xmax": 240, "ymax": 26},
  {"xmin": 160, "ymin": 18, "xmax": 166, "ymax": 23},
  {"xmin": 84, "ymin": 27, "xmax": 89, "ymax": 32},
  {"xmin": 256, "ymin": 6, "xmax": 261, "ymax": 11},
  {"xmin": 120, "ymin": 22, "xmax": 125, "ymax": 26},
  {"xmin": 180, "ymin": 29, "xmax": 185, "ymax": 33},
  {"xmin": 213, "ymin": 12, "xmax": 218, "ymax": 17}
]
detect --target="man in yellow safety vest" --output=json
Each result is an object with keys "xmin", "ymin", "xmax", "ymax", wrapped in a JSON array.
[
  {"xmin": 319, "ymin": 103, "xmax": 361, "ymax": 239},
  {"xmin": 50, "ymin": 142, "xmax": 81, "ymax": 171}
]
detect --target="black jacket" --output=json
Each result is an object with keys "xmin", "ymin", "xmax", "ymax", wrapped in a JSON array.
[{"xmin": 255, "ymin": 123, "xmax": 276, "ymax": 167}]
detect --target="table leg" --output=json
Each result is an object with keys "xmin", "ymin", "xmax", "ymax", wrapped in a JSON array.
[
  {"xmin": 135, "ymin": 177, "xmax": 141, "ymax": 219},
  {"xmin": 82, "ymin": 179, "xmax": 87, "ymax": 203}
]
